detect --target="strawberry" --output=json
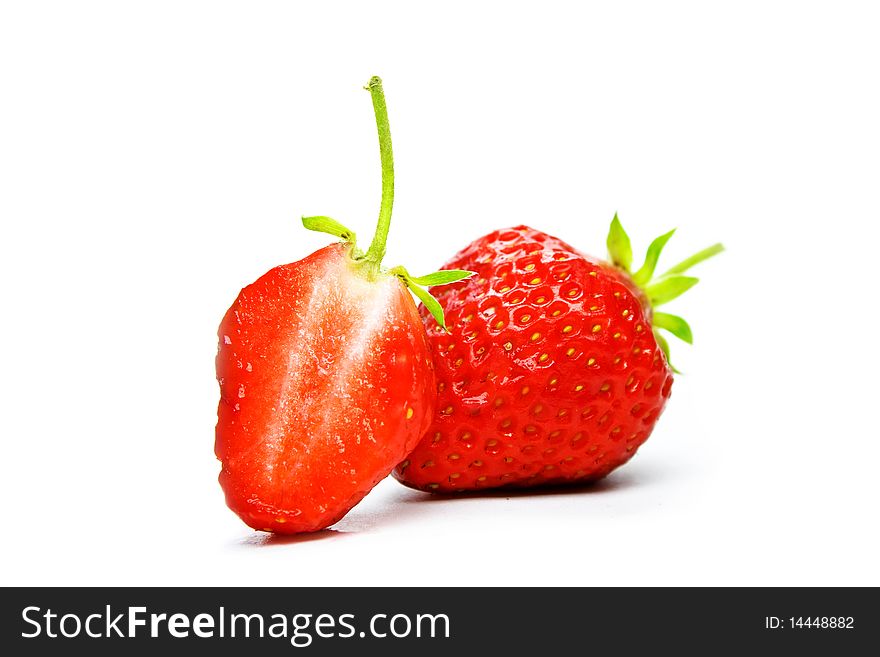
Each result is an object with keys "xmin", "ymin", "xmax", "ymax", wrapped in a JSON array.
[
  {"xmin": 215, "ymin": 77, "xmax": 471, "ymax": 533},
  {"xmin": 394, "ymin": 218, "xmax": 722, "ymax": 492}
]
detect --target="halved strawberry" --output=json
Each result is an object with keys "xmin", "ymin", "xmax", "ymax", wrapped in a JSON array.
[
  {"xmin": 215, "ymin": 77, "xmax": 471, "ymax": 533},
  {"xmin": 394, "ymin": 218, "xmax": 722, "ymax": 492}
]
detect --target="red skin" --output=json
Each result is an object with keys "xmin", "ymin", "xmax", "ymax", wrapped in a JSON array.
[
  {"xmin": 394, "ymin": 226, "xmax": 672, "ymax": 492},
  {"xmin": 216, "ymin": 244, "xmax": 435, "ymax": 533}
]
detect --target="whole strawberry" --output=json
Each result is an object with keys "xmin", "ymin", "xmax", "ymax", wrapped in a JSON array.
[
  {"xmin": 394, "ymin": 219, "xmax": 722, "ymax": 492},
  {"xmin": 216, "ymin": 77, "xmax": 471, "ymax": 533}
]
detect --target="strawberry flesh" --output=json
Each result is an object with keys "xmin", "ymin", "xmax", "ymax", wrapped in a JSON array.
[{"xmin": 216, "ymin": 244, "xmax": 434, "ymax": 532}]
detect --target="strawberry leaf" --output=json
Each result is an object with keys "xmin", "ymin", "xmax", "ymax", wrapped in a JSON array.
[
  {"xmin": 408, "ymin": 270, "xmax": 475, "ymax": 286},
  {"xmin": 606, "ymin": 213, "xmax": 633, "ymax": 272},
  {"xmin": 653, "ymin": 330, "xmax": 680, "ymax": 374},
  {"xmin": 390, "ymin": 265, "xmax": 471, "ymax": 332},
  {"xmin": 653, "ymin": 312, "xmax": 693, "ymax": 344},
  {"xmin": 661, "ymin": 243, "xmax": 725, "ymax": 276},
  {"xmin": 406, "ymin": 281, "xmax": 448, "ymax": 331},
  {"xmin": 301, "ymin": 216, "xmax": 357, "ymax": 243},
  {"xmin": 611, "ymin": 221, "xmax": 722, "ymax": 370},
  {"xmin": 632, "ymin": 229, "xmax": 676, "ymax": 287},
  {"xmin": 646, "ymin": 275, "xmax": 699, "ymax": 306}
]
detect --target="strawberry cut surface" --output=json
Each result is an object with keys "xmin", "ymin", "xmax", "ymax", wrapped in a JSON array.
[
  {"xmin": 216, "ymin": 244, "xmax": 434, "ymax": 532},
  {"xmin": 394, "ymin": 226, "xmax": 673, "ymax": 492}
]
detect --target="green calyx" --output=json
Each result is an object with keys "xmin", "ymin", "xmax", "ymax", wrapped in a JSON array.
[
  {"xmin": 606, "ymin": 213, "xmax": 723, "ymax": 372},
  {"xmin": 301, "ymin": 76, "xmax": 473, "ymax": 331}
]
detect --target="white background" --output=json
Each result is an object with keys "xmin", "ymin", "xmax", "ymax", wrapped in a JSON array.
[{"xmin": 2, "ymin": 1, "xmax": 878, "ymax": 587}]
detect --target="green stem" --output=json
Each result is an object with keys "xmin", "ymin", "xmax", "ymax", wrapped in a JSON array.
[{"xmin": 363, "ymin": 76, "xmax": 395, "ymax": 273}]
